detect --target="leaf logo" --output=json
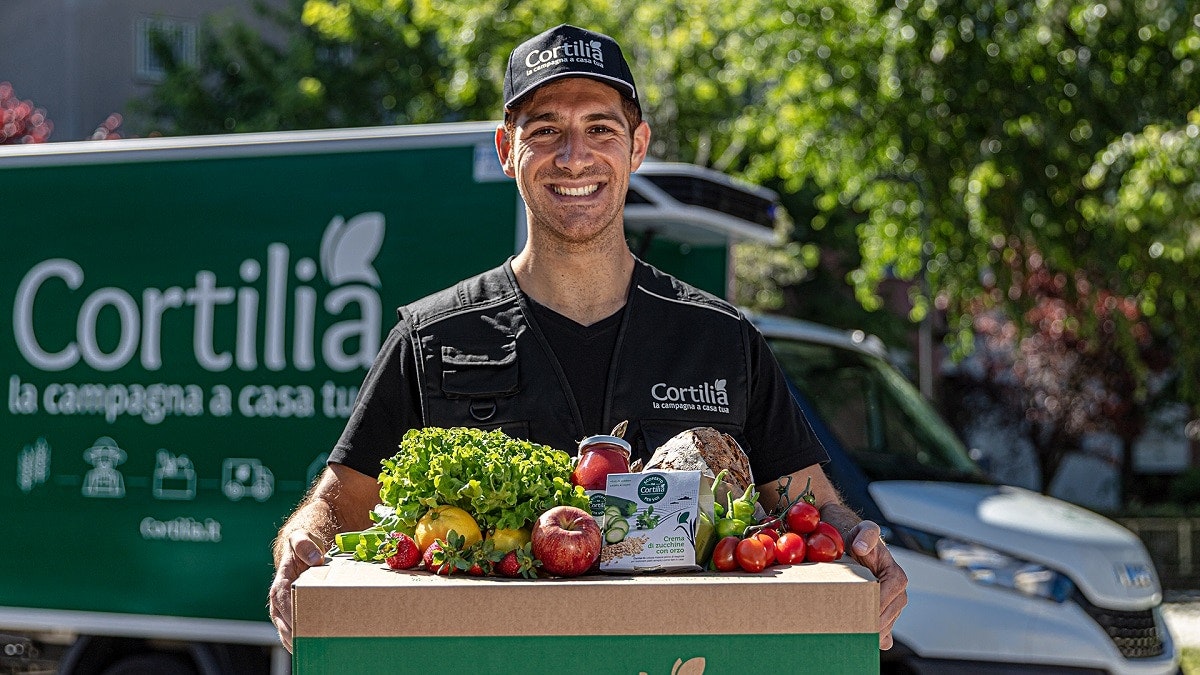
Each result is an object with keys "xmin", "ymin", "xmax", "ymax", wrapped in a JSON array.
[
  {"xmin": 713, "ymin": 379, "xmax": 727, "ymax": 392},
  {"xmin": 320, "ymin": 212, "xmax": 385, "ymax": 286},
  {"xmin": 639, "ymin": 657, "xmax": 705, "ymax": 675}
]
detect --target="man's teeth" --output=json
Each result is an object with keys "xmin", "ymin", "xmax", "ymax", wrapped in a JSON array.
[{"xmin": 553, "ymin": 184, "xmax": 599, "ymax": 196}]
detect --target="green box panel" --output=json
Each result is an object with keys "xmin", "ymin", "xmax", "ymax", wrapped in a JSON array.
[{"xmin": 294, "ymin": 633, "xmax": 879, "ymax": 674}]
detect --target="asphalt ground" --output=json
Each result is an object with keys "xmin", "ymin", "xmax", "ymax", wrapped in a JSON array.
[{"xmin": 1164, "ymin": 592, "xmax": 1200, "ymax": 647}]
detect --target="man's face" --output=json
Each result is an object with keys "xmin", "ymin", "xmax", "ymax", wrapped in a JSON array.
[{"xmin": 497, "ymin": 78, "xmax": 650, "ymax": 249}]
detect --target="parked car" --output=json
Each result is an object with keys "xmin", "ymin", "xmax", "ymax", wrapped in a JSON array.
[{"xmin": 751, "ymin": 311, "xmax": 1179, "ymax": 674}]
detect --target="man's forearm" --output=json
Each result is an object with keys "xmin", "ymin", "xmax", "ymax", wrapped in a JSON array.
[{"xmin": 272, "ymin": 497, "xmax": 340, "ymax": 567}]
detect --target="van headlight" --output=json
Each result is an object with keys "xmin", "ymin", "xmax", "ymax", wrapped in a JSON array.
[
  {"xmin": 889, "ymin": 525, "xmax": 1075, "ymax": 603},
  {"xmin": 935, "ymin": 538, "xmax": 1076, "ymax": 602}
]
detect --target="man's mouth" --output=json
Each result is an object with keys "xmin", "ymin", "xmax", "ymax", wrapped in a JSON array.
[{"xmin": 552, "ymin": 183, "xmax": 600, "ymax": 197}]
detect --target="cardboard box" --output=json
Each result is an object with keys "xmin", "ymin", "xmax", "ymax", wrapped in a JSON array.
[{"xmin": 293, "ymin": 557, "xmax": 880, "ymax": 674}]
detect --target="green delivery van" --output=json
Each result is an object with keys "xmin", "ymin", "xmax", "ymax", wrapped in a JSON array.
[{"xmin": 0, "ymin": 122, "xmax": 779, "ymax": 673}]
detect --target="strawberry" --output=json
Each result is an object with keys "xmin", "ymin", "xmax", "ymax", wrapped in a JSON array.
[
  {"xmin": 423, "ymin": 540, "xmax": 450, "ymax": 574},
  {"xmin": 494, "ymin": 551, "xmax": 522, "ymax": 577},
  {"xmin": 494, "ymin": 542, "xmax": 541, "ymax": 578},
  {"xmin": 381, "ymin": 531, "xmax": 420, "ymax": 570},
  {"xmin": 425, "ymin": 532, "xmax": 477, "ymax": 575}
]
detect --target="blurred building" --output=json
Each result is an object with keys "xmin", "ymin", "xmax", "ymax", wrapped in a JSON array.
[{"xmin": 0, "ymin": 0, "xmax": 286, "ymax": 141}]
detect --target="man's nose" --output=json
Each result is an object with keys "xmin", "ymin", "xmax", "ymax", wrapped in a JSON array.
[{"xmin": 555, "ymin": 128, "xmax": 593, "ymax": 172}]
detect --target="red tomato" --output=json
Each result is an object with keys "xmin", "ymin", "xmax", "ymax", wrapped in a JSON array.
[
  {"xmin": 775, "ymin": 532, "xmax": 806, "ymax": 564},
  {"xmin": 805, "ymin": 532, "xmax": 839, "ymax": 563},
  {"xmin": 786, "ymin": 501, "xmax": 820, "ymax": 534},
  {"xmin": 757, "ymin": 527, "xmax": 780, "ymax": 541},
  {"xmin": 735, "ymin": 537, "xmax": 772, "ymax": 573},
  {"xmin": 753, "ymin": 533, "xmax": 777, "ymax": 566},
  {"xmin": 712, "ymin": 536, "xmax": 741, "ymax": 572},
  {"xmin": 814, "ymin": 521, "xmax": 845, "ymax": 558}
]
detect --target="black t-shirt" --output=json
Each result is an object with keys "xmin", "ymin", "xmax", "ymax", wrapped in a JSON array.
[
  {"xmin": 329, "ymin": 288, "xmax": 825, "ymax": 484},
  {"xmin": 525, "ymin": 297, "xmax": 623, "ymax": 436}
]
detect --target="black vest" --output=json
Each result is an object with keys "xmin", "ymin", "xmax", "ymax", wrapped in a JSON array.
[{"xmin": 399, "ymin": 259, "xmax": 752, "ymax": 463}]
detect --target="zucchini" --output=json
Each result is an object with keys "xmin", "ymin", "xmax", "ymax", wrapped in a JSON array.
[
  {"xmin": 605, "ymin": 495, "xmax": 638, "ymax": 516},
  {"xmin": 607, "ymin": 517, "xmax": 630, "ymax": 534},
  {"xmin": 605, "ymin": 526, "xmax": 627, "ymax": 544}
]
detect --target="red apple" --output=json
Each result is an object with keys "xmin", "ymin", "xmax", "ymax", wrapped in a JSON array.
[{"xmin": 531, "ymin": 505, "xmax": 602, "ymax": 577}]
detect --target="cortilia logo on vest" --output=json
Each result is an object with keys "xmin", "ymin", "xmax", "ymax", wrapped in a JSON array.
[
  {"xmin": 650, "ymin": 379, "xmax": 729, "ymax": 414},
  {"xmin": 524, "ymin": 39, "xmax": 605, "ymax": 74}
]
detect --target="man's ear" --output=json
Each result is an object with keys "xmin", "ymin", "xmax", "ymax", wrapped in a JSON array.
[
  {"xmin": 629, "ymin": 120, "xmax": 652, "ymax": 173},
  {"xmin": 495, "ymin": 125, "xmax": 516, "ymax": 178}
]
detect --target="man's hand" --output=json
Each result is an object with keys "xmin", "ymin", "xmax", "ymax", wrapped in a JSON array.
[
  {"xmin": 267, "ymin": 463, "xmax": 379, "ymax": 652},
  {"xmin": 847, "ymin": 520, "xmax": 908, "ymax": 650},
  {"xmin": 269, "ymin": 530, "xmax": 326, "ymax": 652},
  {"xmin": 761, "ymin": 466, "xmax": 909, "ymax": 651}
]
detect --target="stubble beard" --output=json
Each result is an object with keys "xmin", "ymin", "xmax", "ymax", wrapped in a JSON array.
[{"xmin": 525, "ymin": 166, "xmax": 625, "ymax": 255}]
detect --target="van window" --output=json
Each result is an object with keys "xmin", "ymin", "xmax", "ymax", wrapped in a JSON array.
[{"xmin": 768, "ymin": 338, "xmax": 986, "ymax": 483}]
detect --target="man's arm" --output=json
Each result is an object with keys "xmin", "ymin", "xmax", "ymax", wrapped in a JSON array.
[
  {"xmin": 758, "ymin": 464, "xmax": 908, "ymax": 651},
  {"xmin": 268, "ymin": 462, "xmax": 380, "ymax": 652}
]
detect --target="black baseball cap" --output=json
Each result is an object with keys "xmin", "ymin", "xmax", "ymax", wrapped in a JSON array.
[{"xmin": 503, "ymin": 24, "xmax": 640, "ymax": 112}]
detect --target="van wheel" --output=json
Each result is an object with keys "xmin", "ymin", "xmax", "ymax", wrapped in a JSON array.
[{"xmin": 100, "ymin": 653, "xmax": 197, "ymax": 675}]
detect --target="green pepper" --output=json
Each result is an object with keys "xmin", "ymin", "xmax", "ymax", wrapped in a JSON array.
[
  {"xmin": 729, "ymin": 483, "xmax": 758, "ymax": 523},
  {"xmin": 715, "ymin": 516, "xmax": 749, "ymax": 539}
]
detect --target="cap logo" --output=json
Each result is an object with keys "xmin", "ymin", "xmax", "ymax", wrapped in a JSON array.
[{"xmin": 523, "ymin": 38, "xmax": 605, "ymax": 74}]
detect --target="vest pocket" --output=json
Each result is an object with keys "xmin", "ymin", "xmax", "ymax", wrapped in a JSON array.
[{"xmin": 439, "ymin": 340, "xmax": 519, "ymax": 398}]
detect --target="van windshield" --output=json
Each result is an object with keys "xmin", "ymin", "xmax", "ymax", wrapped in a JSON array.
[{"xmin": 768, "ymin": 337, "xmax": 988, "ymax": 483}]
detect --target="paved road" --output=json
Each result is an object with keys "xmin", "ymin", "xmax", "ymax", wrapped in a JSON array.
[{"xmin": 1165, "ymin": 593, "xmax": 1200, "ymax": 648}]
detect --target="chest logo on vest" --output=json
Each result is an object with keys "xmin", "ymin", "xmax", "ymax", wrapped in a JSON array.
[{"xmin": 650, "ymin": 379, "xmax": 730, "ymax": 414}]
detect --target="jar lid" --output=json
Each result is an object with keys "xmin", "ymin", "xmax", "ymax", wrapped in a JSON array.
[{"xmin": 578, "ymin": 434, "xmax": 632, "ymax": 456}]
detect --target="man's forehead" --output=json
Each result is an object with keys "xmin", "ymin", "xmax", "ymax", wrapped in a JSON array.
[{"xmin": 511, "ymin": 77, "xmax": 626, "ymax": 119}]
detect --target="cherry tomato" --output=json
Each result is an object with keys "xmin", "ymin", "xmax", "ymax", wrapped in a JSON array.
[
  {"xmin": 805, "ymin": 532, "xmax": 839, "ymax": 563},
  {"xmin": 712, "ymin": 536, "xmax": 741, "ymax": 572},
  {"xmin": 814, "ymin": 521, "xmax": 845, "ymax": 558},
  {"xmin": 735, "ymin": 537, "xmax": 772, "ymax": 573},
  {"xmin": 757, "ymin": 527, "xmax": 780, "ymax": 541},
  {"xmin": 775, "ymin": 532, "xmax": 806, "ymax": 564},
  {"xmin": 786, "ymin": 501, "xmax": 820, "ymax": 534},
  {"xmin": 753, "ymin": 533, "xmax": 777, "ymax": 566}
]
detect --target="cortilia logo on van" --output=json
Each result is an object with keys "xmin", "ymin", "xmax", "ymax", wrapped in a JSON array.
[{"xmin": 7, "ymin": 213, "xmax": 385, "ymax": 424}]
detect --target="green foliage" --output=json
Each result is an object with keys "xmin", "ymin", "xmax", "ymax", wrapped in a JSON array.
[
  {"xmin": 137, "ymin": 0, "xmax": 1200, "ymax": 414},
  {"xmin": 377, "ymin": 426, "xmax": 588, "ymax": 533},
  {"xmin": 1181, "ymin": 647, "xmax": 1200, "ymax": 675},
  {"xmin": 134, "ymin": 0, "xmax": 451, "ymax": 133}
]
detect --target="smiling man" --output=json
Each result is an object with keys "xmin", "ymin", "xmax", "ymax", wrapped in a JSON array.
[{"xmin": 269, "ymin": 24, "xmax": 907, "ymax": 652}]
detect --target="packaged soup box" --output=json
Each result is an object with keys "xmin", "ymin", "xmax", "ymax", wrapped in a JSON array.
[{"xmin": 599, "ymin": 470, "xmax": 715, "ymax": 573}]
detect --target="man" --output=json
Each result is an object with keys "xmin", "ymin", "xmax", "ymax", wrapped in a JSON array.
[{"xmin": 269, "ymin": 24, "xmax": 907, "ymax": 652}]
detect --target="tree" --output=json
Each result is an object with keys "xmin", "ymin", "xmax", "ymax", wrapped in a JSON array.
[
  {"xmin": 1, "ymin": 81, "xmax": 53, "ymax": 143},
  {"xmin": 135, "ymin": 0, "xmax": 453, "ymax": 133},
  {"xmin": 728, "ymin": 0, "xmax": 1199, "ymax": 494},
  {"xmin": 138, "ymin": 1, "xmax": 1200, "ymax": 494}
]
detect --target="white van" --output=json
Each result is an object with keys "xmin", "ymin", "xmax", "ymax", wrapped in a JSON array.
[{"xmin": 751, "ymin": 312, "xmax": 1180, "ymax": 674}]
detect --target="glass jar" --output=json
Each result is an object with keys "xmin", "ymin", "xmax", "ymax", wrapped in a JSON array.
[
  {"xmin": 571, "ymin": 434, "xmax": 632, "ymax": 525},
  {"xmin": 570, "ymin": 435, "xmax": 632, "ymax": 490}
]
